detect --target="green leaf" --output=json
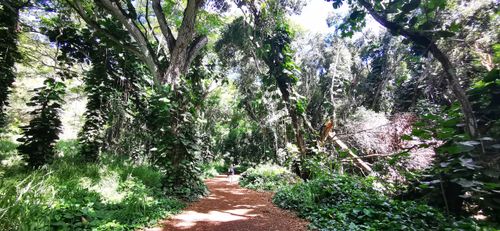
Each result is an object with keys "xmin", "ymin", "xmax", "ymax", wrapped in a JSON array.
[
  {"xmin": 401, "ymin": 134, "xmax": 412, "ymax": 140},
  {"xmin": 448, "ymin": 22, "xmax": 461, "ymax": 32},
  {"xmin": 411, "ymin": 129, "xmax": 432, "ymax": 139}
]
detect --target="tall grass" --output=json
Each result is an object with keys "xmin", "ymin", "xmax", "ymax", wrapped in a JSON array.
[{"xmin": 0, "ymin": 139, "xmax": 185, "ymax": 230}]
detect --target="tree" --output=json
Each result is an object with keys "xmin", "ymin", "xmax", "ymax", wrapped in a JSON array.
[
  {"xmin": 0, "ymin": 0, "xmax": 25, "ymax": 131},
  {"xmin": 17, "ymin": 78, "xmax": 66, "ymax": 168},
  {"xmin": 66, "ymin": 0, "xmax": 215, "ymax": 86},
  {"xmin": 78, "ymin": 48, "xmax": 113, "ymax": 162},
  {"xmin": 328, "ymin": 0, "xmax": 479, "ymax": 137}
]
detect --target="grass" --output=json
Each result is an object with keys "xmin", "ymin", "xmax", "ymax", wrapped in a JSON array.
[{"xmin": 0, "ymin": 139, "xmax": 185, "ymax": 230}]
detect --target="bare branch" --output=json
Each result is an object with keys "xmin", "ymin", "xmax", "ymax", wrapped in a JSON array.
[
  {"xmin": 333, "ymin": 137, "xmax": 373, "ymax": 175},
  {"xmin": 143, "ymin": 0, "xmax": 162, "ymax": 53}
]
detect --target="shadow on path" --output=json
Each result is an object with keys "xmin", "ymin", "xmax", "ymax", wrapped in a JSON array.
[{"xmin": 145, "ymin": 175, "xmax": 307, "ymax": 231}]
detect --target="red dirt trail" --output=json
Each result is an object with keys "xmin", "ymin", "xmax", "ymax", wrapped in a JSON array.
[{"xmin": 146, "ymin": 175, "xmax": 308, "ymax": 231}]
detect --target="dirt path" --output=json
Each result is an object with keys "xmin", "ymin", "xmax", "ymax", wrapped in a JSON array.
[{"xmin": 148, "ymin": 175, "xmax": 308, "ymax": 231}]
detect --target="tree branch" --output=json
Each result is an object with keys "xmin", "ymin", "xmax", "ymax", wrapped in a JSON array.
[
  {"xmin": 144, "ymin": 0, "xmax": 163, "ymax": 54},
  {"xmin": 69, "ymin": 0, "xmax": 143, "ymax": 59},
  {"xmin": 97, "ymin": 0, "xmax": 160, "ymax": 81},
  {"xmin": 152, "ymin": 0, "xmax": 176, "ymax": 52},
  {"xmin": 185, "ymin": 35, "xmax": 208, "ymax": 70},
  {"xmin": 177, "ymin": 0, "xmax": 203, "ymax": 45},
  {"xmin": 333, "ymin": 137, "xmax": 373, "ymax": 175}
]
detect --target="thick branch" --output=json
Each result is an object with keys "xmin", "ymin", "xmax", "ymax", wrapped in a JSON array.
[
  {"xmin": 177, "ymin": 0, "xmax": 203, "ymax": 45},
  {"xmin": 162, "ymin": 0, "xmax": 206, "ymax": 84},
  {"xmin": 185, "ymin": 35, "xmax": 208, "ymax": 70},
  {"xmin": 333, "ymin": 137, "xmax": 373, "ymax": 175},
  {"xmin": 152, "ymin": 0, "xmax": 176, "ymax": 52},
  {"xmin": 70, "ymin": 0, "xmax": 143, "ymax": 58},
  {"xmin": 97, "ymin": 0, "xmax": 160, "ymax": 81}
]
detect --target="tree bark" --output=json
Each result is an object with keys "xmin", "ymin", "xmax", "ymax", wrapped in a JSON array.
[
  {"xmin": 276, "ymin": 78, "xmax": 307, "ymax": 155},
  {"xmin": 330, "ymin": 46, "xmax": 341, "ymax": 125},
  {"xmin": 357, "ymin": 0, "xmax": 478, "ymax": 137},
  {"xmin": 162, "ymin": 0, "xmax": 207, "ymax": 85}
]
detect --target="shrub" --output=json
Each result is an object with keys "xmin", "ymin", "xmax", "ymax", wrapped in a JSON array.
[
  {"xmin": 273, "ymin": 174, "xmax": 481, "ymax": 230},
  {"xmin": 239, "ymin": 164, "xmax": 302, "ymax": 191},
  {"xmin": 200, "ymin": 159, "xmax": 226, "ymax": 179}
]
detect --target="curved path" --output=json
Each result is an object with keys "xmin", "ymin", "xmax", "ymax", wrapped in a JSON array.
[{"xmin": 148, "ymin": 175, "xmax": 308, "ymax": 231}]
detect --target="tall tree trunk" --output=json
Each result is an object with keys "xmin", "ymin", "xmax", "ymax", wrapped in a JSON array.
[
  {"xmin": 276, "ymin": 78, "xmax": 307, "ymax": 155},
  {"xmin": 330, "ymin": 46, "xmax": 341, "ymax": 125}
]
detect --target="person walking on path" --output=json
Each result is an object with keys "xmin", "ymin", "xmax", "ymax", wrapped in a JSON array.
[{"xmin": 227, "ymin": 164, "xmax": 235, "ymax": 183}]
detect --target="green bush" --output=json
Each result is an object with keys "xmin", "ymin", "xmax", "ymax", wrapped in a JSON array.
[
  {"xmin": 273, "ymin": 174, "xmax": 481, "ymax": 230},
  {"xmin": 200, "ymin": 159, "xmax": 226, "ymax": 179},
  {"xmin": 126, "ymin": 165, "xmax": 163, "ymax": 190},
  {"xmin": 239, "ymin": 164, "xmax": 302, "ymax": 191},
  {"xmin": 54, "ymin": 139, "xmax": 80, "ymax": 158},
  {"xmin": 0, "ymin": 141, "xmax": 184, "ymax": 230},
  {"xmin": 233, "ymin": 162, "xmax": 254, "ymax": 174}
]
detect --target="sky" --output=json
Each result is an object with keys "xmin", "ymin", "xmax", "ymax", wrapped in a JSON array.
[
  {"xmin": 290, "ymin": 0, "xmax": 385, "ymax": 35},
  {"xmin": 290, "ymin": 0, "xmax": 341, "ymax": 34}
]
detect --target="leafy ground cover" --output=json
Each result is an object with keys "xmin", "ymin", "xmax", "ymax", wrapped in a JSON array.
[
  {"xmin": 0, "ymin": 140, "xmax": 184, "ymax": 230},
  {"xmin": 272, "ymin": 174, "xmax": 489, "ymax": 231}
]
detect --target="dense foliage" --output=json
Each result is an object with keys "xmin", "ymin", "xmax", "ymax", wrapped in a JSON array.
[
  {"xmin": 0, "ymin": 0, "xmax": 498, "ymax": 229},
  {"xmin": 17, "ymin": 78, "xmax": 66, "ymax": 168},
  {"xmin": 408, "ymin": 67, "xmax": 500, "ymax": 219},
  {"xmin": 273, "ymin": 174, "xmax": 481, "ymax": 230},
  {"xmin": 0, "ymin": 1, "xmax": 23, "ymax": 130}
]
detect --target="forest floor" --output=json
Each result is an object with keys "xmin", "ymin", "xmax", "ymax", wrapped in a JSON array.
[{"xmin": 147, "ymin": 175, "xmax": 308, "ymax": 231}]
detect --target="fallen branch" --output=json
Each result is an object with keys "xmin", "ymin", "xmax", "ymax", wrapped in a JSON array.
[
  {"xmin": 332, "ymin": 137, "xmax": 373, "ymax": 175},
  {"xmin": 359, "ymin": 153, "xmax": 401, "ymax": 158}
]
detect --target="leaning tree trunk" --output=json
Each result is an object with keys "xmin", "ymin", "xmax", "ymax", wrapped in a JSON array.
[{"xmin": 358, "ymin": 0, "xmax": 478, "ymax": 138}]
